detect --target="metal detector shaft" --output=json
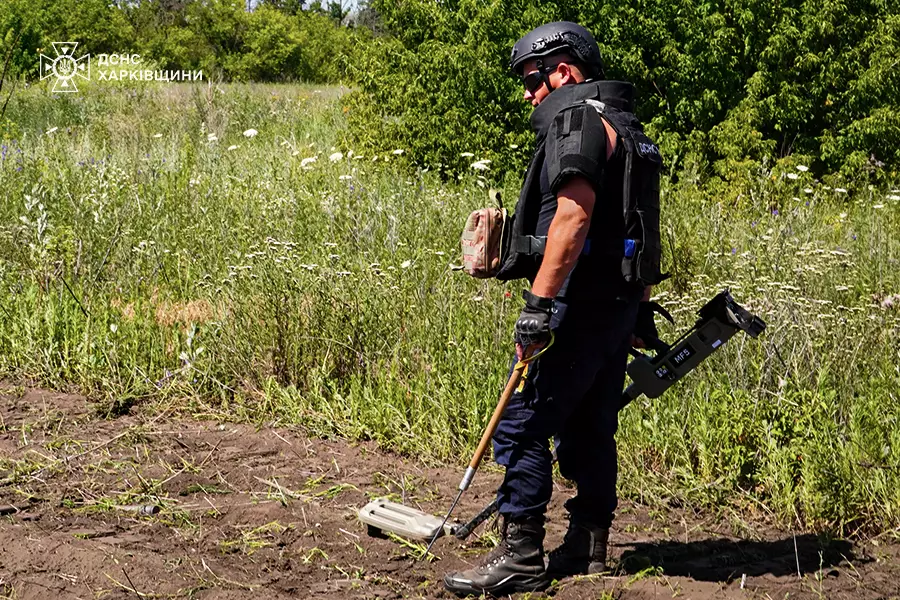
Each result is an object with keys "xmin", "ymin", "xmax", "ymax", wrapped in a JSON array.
[
  {"xmin": 453, "ymin": 498, "xmax": 499, "ymax": 540},
  {"xmin": 422, "ymin": 349, "xmax": 533, "ymax": 557}
]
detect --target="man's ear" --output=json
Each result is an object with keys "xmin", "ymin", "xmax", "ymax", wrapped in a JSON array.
[{"xmin": 558, "ymin": 62, "xmax": 575, "ymax": 85}]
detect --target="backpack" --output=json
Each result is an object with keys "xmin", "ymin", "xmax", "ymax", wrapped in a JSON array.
[{"xmin": 583, "ymin": 100, "xmax": 666, "ymax": 287}]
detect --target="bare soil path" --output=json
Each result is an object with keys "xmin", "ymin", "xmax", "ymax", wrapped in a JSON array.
[{"xmin": 1, "ymin": 385, "xmax": 898, "ymax": 600}]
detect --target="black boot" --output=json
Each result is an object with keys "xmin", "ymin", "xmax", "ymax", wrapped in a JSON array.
[
  {"xmin": 443, "ymin": 516, "xmax": 548, "ymax": 596},
  {"xmin": 546, "ymin": 517, "xmax": 609, "ymax": 576}
]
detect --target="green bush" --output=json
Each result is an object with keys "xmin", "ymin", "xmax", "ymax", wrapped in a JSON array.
[
  {"xmin": 0, "ymin": 0, "xmax": 357, "ymax": 84},
  {"xmin": 0, "ymin": 0, "xmax": 134, "ymax": 79},
  {"xmin": 344, "ymin": 0, "xmax": 563, "ymax": 179},
  {"xmin": 130, "ymin": 0, "xmax": 359, "ymax": 83},
  {"xmin": 346, "ymin": 0, "xmax": 900, "ymax": 182}
]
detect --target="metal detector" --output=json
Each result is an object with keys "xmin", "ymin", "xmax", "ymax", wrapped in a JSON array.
[{"xmin": 358, "ymin": 289, "xmax": 766, "ymax": 546}]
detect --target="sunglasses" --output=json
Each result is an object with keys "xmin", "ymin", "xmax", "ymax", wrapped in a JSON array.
[{"xmin": 522, "ymin": 63, "xmax": 561, "ymax": 94}]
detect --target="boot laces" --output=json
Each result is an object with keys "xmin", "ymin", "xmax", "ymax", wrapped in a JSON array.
[{"xmin": 476, "ymin": 542, "xmax": 513, "ymax": 570}]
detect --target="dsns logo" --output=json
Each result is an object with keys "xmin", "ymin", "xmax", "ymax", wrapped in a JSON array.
[{"xmin": 40, "ymin": 42, "xmax": 90, "ymax": 93}]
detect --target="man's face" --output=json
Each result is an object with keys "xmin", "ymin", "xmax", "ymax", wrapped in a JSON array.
[{"xmin": 521, "ymin": 58, "xmax": 582, "ymax": 107}]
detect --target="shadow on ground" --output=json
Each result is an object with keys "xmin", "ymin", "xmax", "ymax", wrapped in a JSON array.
[{"xmin": 615, "ymin": 534, "xmax": 859, "ymax": 582}]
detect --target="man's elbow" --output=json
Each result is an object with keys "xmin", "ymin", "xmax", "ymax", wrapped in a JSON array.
[
  {"xmin": 555, "ymin": 177, "xmax": 596, "ymax": 230},
  {"xmin": 553, "ymin": 206, "xmax": 591, "ymax": 236}
]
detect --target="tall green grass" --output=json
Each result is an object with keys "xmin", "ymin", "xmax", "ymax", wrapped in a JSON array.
[{"xmin": 1, "ymin": 82, "xmax": 898, "ymax": 532}]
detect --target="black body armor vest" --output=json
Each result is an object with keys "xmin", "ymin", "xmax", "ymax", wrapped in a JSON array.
[{"xmin": 496, "ymin": 80, "xmax": 665, "ymax": 292}]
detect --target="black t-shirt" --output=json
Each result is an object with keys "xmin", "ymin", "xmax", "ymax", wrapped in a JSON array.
[{"xmin": 530, "ymin": 138, "xmax": 627, "ymax": 297}]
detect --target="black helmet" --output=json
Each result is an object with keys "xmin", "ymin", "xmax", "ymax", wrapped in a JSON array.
[{"xmin": 509, "ymin": 21, "xmax": 605, "ymax": 79}]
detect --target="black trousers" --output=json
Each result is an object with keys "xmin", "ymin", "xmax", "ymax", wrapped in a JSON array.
[{"xmin": 492, "ymin": 290, "xmax": 639, "ymax": 528}]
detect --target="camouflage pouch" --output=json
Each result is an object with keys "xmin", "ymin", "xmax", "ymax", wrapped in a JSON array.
[{"xmin": 461, "ymin": 190, "xmax": 508, "ymax": 278}]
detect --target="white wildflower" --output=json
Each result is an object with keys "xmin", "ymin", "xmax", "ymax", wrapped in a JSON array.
[
  {"xmin": 835, "ymin": 188, "xmax": 848, "ymax": 193},
  {"xmin": 509, "ymin": 144, "xmax": 519, "ymax": 149},
  {"xmin": 300, "ymin": 156, "xmax": 317, "ymax": 167},
  {"xmin": 46, "ymin": 127, "xmax": 58, "ymax": 135},
  {"xmin": 392, "ymin": 149, "xmax": 404, "ymax": 155},
  {"xmin": 329, "ymin": 152, "xmax": 343, "ymax": 162},
  {"xmin": 243, "ymin": 129, "xmax": 258, "ymax": 138},
  {"xmin": 339, "ymin": 175, "xmax": 352, "ymax": 180},
  {"xmin": 471, "ymin": 160, "xmax": 490, "ymax": 171},
  {"xmin": 786, "ymin": 173, "xmax": 799, "ymax": 180},
  {"xmin": 796, "ymin": 165, "xmax": 809, "ymax": 172},
  {"xmin": 887, "ymin": 195, "xmax": 900, "ymax": 201},
  {"xmin": 804, "ymin": 188, "xmax": 814, "ymax": 194},
  {"xmin": 109, "ymin": 323, "xmax": 118, "ymax": 333},
  {"xmin": 873, "ymin": 204, "xmax": 884, "ymax": 209},
  {"xmin": 400, "ymin": 260, "xmax": 412, "ymax": 269},
  {"xmin": 207, "ymin": 134, "xmax": 218, "ymax": 142},
  {"xmin": 152, "ymin": 133, "xmax": 162, "ymax": 138},
  {"xmin": 460, "ymin": 152, "xmax": 475, "ymax": 158},
  {"xmin": 227, "ymin": 145, "xmax": 238, "ymax": 151}
]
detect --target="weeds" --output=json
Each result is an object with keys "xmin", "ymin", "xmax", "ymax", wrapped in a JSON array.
[
  {"xmin": 386, "ymin": 532, "xmax": 432, "ymax": 561},
  {"xmin": 301, "ymin": 546, "xmax": 329, "ymax": 564},
  {"xmin": 218, "ymin": 521, "xmax": 291, "ymax": 556}
]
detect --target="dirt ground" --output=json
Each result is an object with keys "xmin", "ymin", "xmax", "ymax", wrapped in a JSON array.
[{"xmin": 1, "ymin": 386, "xmax": 898, "ymax": 600}]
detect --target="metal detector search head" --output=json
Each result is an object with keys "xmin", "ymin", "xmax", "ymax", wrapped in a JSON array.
[{"xmin": 358, "ymin": 498, "xmax": 455, "ymax": 541}]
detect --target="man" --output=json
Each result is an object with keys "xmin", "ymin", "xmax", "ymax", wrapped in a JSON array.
[{"xmin": 444, "ymin": 22, "xmax": 663, "ymax": 596}]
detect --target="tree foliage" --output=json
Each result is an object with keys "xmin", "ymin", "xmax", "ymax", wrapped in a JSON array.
[
  {"xmin": 2, "ymin": 0, "xmax": 897, "ymax": 180},
  {"xmin": 346, "ymin": 0, "xmax": 900, "ymax": 181},
  {"xmin": 0, "ymin": 0, "xmax": 357, "ymax": 83}
]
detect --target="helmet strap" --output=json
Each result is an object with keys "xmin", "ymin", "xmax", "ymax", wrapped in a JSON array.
[{"xmin": 536, "ymin": 58, "xmax": 556, "ymax": 94}]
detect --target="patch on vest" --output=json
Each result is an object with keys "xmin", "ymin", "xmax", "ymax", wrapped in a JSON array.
[
  {"xmin": 637, "ymin": 142, "xmax": 660, "ymax": 158},
  {"xmin": 545, "ymin": 104, "xmax": 607, "ymax": 193}
]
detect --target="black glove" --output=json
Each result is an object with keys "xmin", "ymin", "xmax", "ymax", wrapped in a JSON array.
[
  {"xmin": 633, "ymin": 301, "xmax": 659, "ymax": 346},
  {"xmin": 515, "ymin": 290, "xmax": 553, "ymax": 350}
]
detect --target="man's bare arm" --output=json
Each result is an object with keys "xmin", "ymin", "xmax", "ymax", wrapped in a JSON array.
[{"xmin": 531, "ymin": 176, "xmax": 596, "ymax": 299}]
